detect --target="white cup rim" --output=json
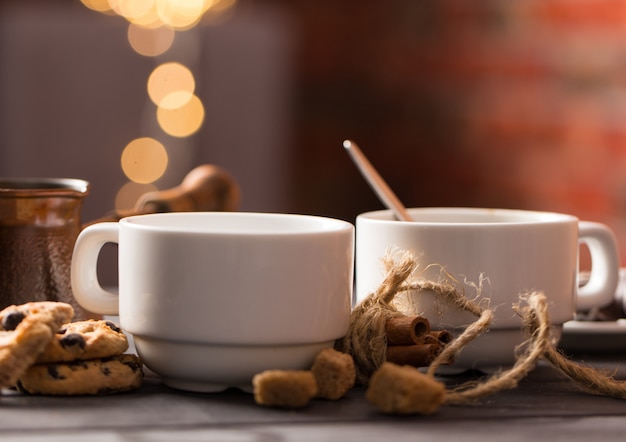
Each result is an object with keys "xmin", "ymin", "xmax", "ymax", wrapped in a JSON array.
[
  {"xmin": 120, "ymin": 211, "xmax": 354, "ymax": 236},
  {"xmin": 357, "ymin": 207, "xmax": 579, "ymax": 226}
]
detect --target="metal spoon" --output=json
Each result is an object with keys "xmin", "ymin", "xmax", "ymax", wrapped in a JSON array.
[{"xmin": 343, "ymin": 139, "xmax": 413, "ymax": 221}]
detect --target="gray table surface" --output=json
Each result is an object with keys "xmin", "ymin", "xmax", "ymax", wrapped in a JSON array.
[{"xmin": 2, "ymin": 349, "xmax": 626, "ymax": 442}]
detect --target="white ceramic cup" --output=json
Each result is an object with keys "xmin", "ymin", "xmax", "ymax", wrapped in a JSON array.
[
  {"xmin": 71, "ymin": 212, "xmax": 354, "ymax": 392},
  {"xmin": 356, "ymin": 207, "xmax": 620, "ymax": 372}
]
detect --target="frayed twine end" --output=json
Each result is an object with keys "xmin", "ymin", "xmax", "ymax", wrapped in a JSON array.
[{"xmin": 343, "ymin": 249, "xmax": 626, "ymax": 415}]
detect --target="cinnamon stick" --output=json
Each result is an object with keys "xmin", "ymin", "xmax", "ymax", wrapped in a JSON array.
[
  {"xmin": 385, "ymin": 343, "xmax": 441, "ymax": 367},
  {"xmin": 424, "ymin": 330, "xmax": 454, "ymax": 345},
  {"xmin": 385, "ymin": 316, "xmax": 431, "ymax": 346}
]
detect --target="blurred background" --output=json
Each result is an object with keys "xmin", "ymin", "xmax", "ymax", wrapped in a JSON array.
[{"xmin": 2, "ymin": 0, "xmax": 626, "ymax": 265}]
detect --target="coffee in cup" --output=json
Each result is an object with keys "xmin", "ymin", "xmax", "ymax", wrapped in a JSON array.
[{"xmin": 0, "ymin": 178, "xmax": 90, "ymax": 318}]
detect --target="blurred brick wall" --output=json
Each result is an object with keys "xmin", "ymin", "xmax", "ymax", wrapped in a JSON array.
[
  {"xmin": 274, "ymin": 0, "xmax": 626, "ymax": 264},
  {"xmin": 4, "ymin": 0, "xmax": 626, "ymax": 264}
]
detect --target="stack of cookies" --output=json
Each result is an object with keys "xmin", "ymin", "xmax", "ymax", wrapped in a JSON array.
[{"xmin": 0, "ymin": 301, "xmax": 143, "ymax": 395}]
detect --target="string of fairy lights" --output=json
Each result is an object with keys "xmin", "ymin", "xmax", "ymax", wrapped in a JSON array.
[{"xmin": 79, "ymin": 0, "xmax": 237, "ymax": 209}]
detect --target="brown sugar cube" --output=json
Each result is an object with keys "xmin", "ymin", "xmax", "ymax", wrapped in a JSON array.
[
  {"xmin": 366, "ymin": 362, "xmax": 446, "ymax": 415},
  {"xmin": 252, "ymin": 370, "xmax": 318, "ymax": 408},
  {"xmin": 310, "ymin": 348, "xmax": 356, "ymax": 400}
]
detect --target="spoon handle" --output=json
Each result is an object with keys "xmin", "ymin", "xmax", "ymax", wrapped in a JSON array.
[{"xmin": 343, "ymin": 140, "xmax": 413, "ymax": 221}]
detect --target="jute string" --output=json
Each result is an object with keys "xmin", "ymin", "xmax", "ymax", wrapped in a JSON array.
[{"xmin": 336, "ymin": 250, "xmax": 626, "ymax": 404}]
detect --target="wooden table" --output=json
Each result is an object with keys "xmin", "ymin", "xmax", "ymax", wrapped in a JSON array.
[{"xmin": 2, "ymin": 349, "xmax": 626, "ymax": 441}]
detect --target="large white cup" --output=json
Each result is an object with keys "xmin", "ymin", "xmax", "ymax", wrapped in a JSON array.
[
  {"xmin": 356, "ymin": 207, "xmax": 620, "ymax": 371},
  {"xmin": 71, "ymin": 212, "xmax": 354, "ymax": 392}
]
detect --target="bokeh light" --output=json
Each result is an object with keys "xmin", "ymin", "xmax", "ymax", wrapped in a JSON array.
[
  {"xmin": 147, "ymin": 62, "xmax": 195, "ymax": 107},
  {"xmin": 121, "ymin": 137, "xmax": 169, "ymax": 183},
  {"xmin": 200, "ymin": 0, "xmax": 236, "ymax": 24},
  {"xmin": 127, "ymin": 7, "xmax": 163, "ymax": 28},
  {"xmin": 128, "ymin": 24, "xmax": 175, "ymax": 57},
  {"xmin": 156, "ymin": 90, "xmax": 193, "ymax": 110},
  {"xmin": 156, "ymin": 94, "xmax": 205, "ymax": 137},
  {"xmin": 115, "ymin": 181, "xmax": 158, "ymax": 211},
  {"xmin": 83, "ymin": 0, "xmax": 237, "ymax": 29},
  {"xmin": 80, "ymin": 0, "xmax": 113, "ymax": 13},
  {"xmin": 81, "ymin": 0, "xmax": 236, "ymax": 197},
  {"xmin": 156, "ymin": 0, "xmax": 205, "ymax": 30},
  {"xmin": 114, "ymin": 0, "xmax": 155, "ymax": 20}
]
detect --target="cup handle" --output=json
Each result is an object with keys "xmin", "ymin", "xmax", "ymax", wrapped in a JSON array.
[
  {"xmin": 576, "ymin": 221, "xmax": 620, "ymax": 312},
  {"xmin": 71, "ymin": 222, "xmax": 121, "ymax": 315}
]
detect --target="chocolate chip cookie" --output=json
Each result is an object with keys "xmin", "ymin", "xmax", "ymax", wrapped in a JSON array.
[
  {"xmin": 36, "ymin": 319, "xmax": 129, "ymax": 363},
  {"xmin": 0, "ymin": 302, "xmax": 75, "ymax": 388},
  {"xmin": 18, "ymin": 353, "xmax": 144, "ymax": 395}
]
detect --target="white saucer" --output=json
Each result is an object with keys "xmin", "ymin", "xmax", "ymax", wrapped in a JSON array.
[{"xmin": 559, "ymin": 319, "xmax": 626, "ymax": 352}]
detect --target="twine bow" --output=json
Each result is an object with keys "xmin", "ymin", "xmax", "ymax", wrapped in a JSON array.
[{"xmin": 336, "ymin": 250, "xmax": 626, "ymax": 412}]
